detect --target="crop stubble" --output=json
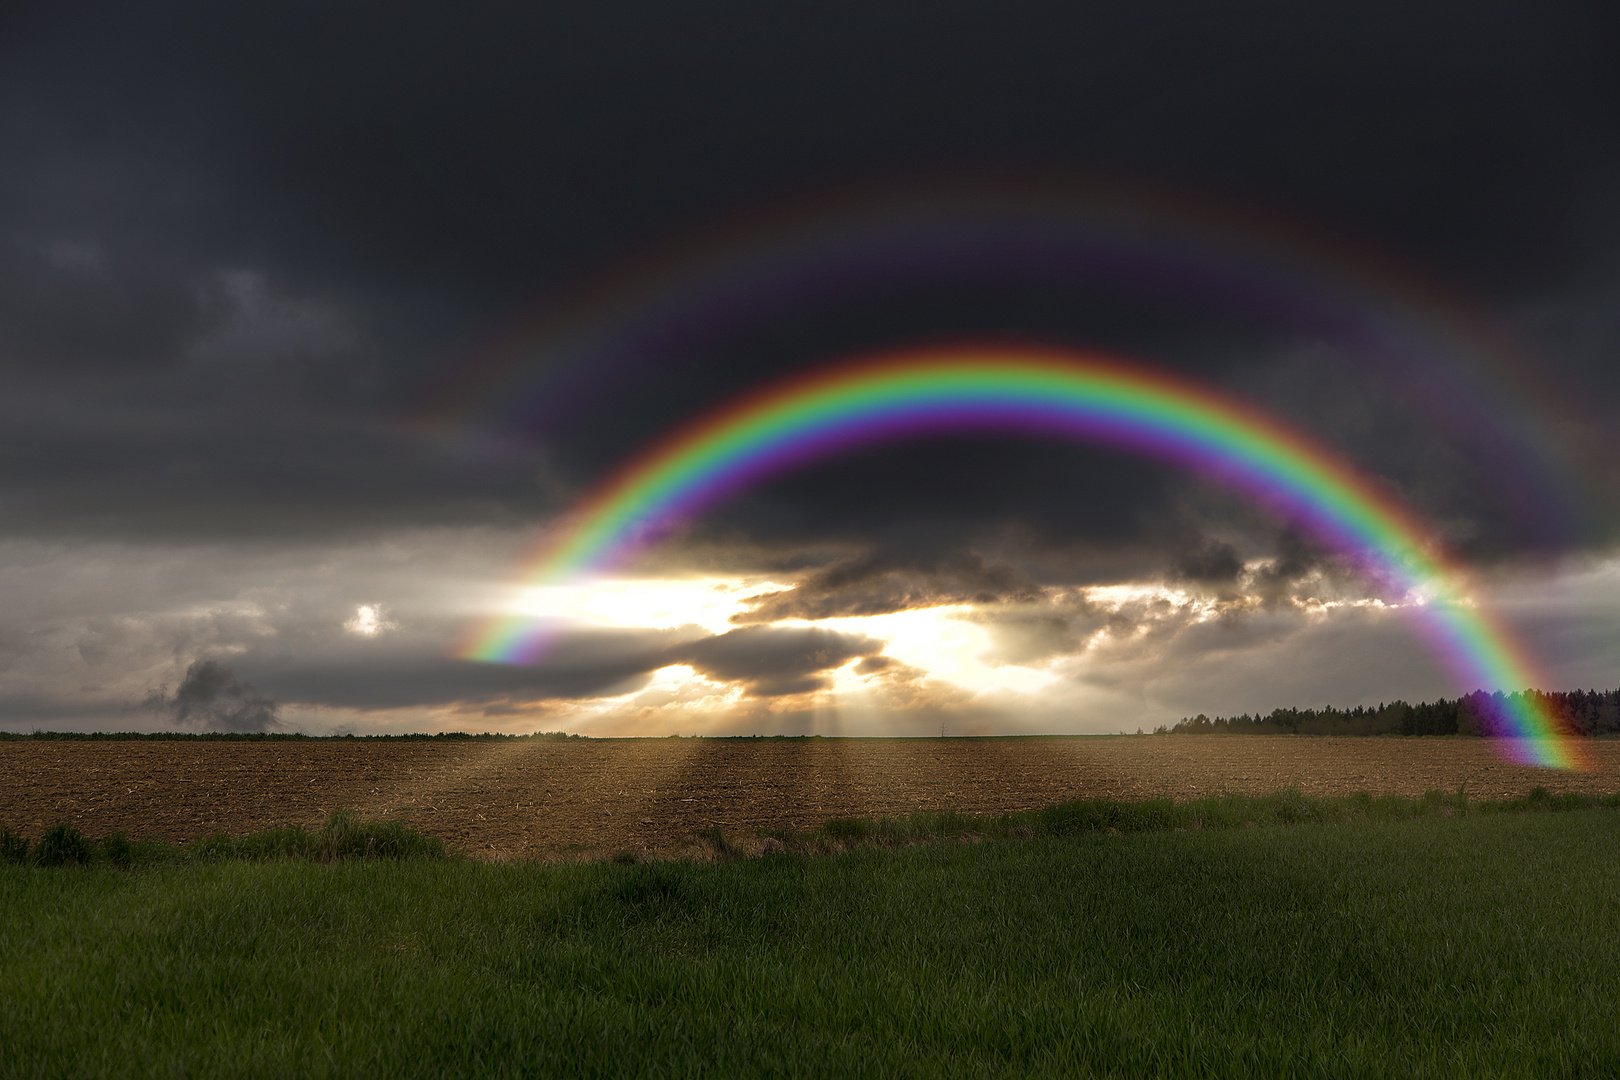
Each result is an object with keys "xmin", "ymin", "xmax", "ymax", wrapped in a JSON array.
[{"xmin": 2, "ymin": 736, "xmax": 1616, "ymax": 858}]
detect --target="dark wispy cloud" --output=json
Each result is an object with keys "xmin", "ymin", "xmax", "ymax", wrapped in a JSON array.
[
  {"xmin": 234, "ymin": 626, "xmax": 700, "ymax": 712},
  {"xmin": 1169, "ymin": 537, "xmax": 1245, "ymax": 587},
  {"xmin": 671, "ymin": 626, "xmax": 885, "ymax": 696},
  {"xmin": 145, "ymin": 660, "xmax": 280, "ymax": 732},
  {"xmin": 732, "ymin": 545, "xmax": 1042, "ymax": 623},
  {"xmin": 0, "ymin": 240, "xmax": 221, "ymax": 372},
  {"xmin": 231, "ymin": 625, "xmax": 886, "ymax": 711}
]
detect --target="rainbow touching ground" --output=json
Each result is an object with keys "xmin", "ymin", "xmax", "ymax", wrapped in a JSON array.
[{"xmin": 461, "ymin": 345, "xmax": 1583, "ymax": 769}]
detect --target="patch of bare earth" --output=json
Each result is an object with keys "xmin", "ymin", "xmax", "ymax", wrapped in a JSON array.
[{"xmin": 1, "ymin": 736, "xmax": 1615, "ymax": 859}]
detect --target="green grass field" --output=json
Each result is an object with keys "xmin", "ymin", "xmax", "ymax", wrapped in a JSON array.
[{"xmin": 3, "ymin": 796, "xmax": 1619, "ymax": 1078}]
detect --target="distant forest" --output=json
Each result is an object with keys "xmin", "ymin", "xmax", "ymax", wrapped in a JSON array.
[{"xmin": 1159, "ymin": 688, "xmax": 1620, "ymax": 737}]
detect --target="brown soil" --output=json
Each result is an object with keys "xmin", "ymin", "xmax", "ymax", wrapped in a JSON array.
[{"xmin": 2, "ymin": 736, "xmax": 1616, "ymax": 859}]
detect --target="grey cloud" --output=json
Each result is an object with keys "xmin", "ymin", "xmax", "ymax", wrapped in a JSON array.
[
  {"xmin": 1244, "ymin": 528, "xmax": 1391, "ymax": 609},
  {"xmin": 240, "ymin": 623, "xmax": 886, "ymax": 709},
  {"xmin": 187, "ymin": 270, "xmax": 359, "ymax": 369},
  {"xmin": 1169, "ymin": 537, "xmax": 1245, "ymax": 586},
  {"xmin": 972, "ymin": 532, "xmax": 1403, "ymax": 670},
  {"xmin": 0, "ymin": 373, "xmax": 554, "ymax": 542},
  {"xmin": 237, "ymin": 625, "xmax": 706, "ymax": 711},
  {"xmin": 0, "ymin": 532, "xmax": 563, "ymax": 730},
  {"xmin": 1075, "ymin": 605, "xmax": 1463, "ymax": 723},
  {"xmin": 0, "ymin": 239, "xmax": 226, "ymax": 372},
  {"xmin": 1165, "ymin": 520, "xmax": 1383, "ymax": 603},
  {"xmin": 732, "ymin": 546, "xmax": 1041, "ymax": 623},
  {"xmin": 968, "ymin": 598, "xmax": 1108, "ymax": 667},
  {"xmin": 1225, "ymin": 345, "xmax": 1587, "ymax": 561},
  {"xmin": 670, "ymin": 625, "xmax": 886, "ymax": 697},
  {"xmin": 146, "ymin": 659, "xmax": 280, "ymax": 732}
]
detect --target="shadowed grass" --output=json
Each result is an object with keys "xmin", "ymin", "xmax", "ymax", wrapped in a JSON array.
[
  {"xmin": 191, "ymin": 807, "xmax": 448, "ymax": 863},
  {"xmin": 0, "ymin": 810, "xmax": 447, "ymax": 869},
  {"xmin": 787, "ymin": 785, "xmax": 1620, "ymax": 854},
  {"xmin": 6, "ymin": 790, "xmax": 1614, "ymax": 869},
  {"xmin": 31, "ymin": 822, "xmax": 94, "ymax": 866},
  {"xmin": 0, "ymin": 824, "xmax": 29, "ymax": 863},
  {"xmin": 4, "ymin": 807, "xmax": 1620, "ymax": 1077}
]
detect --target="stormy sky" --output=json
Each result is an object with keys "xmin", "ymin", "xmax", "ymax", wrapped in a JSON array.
[{"xmin": 2, "ymin": 1, "xmax": 1617, "ymax": 735}]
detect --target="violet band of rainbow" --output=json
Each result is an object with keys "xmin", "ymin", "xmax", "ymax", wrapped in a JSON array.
[{"xmin": 461, "ymin": 346, "xmax": 1583, "ymax": 770}]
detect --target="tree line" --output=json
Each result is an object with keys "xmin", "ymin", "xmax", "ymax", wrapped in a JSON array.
[{"xmin": 1158, "ymin": 688, "xmax": 1620, "ymax": 737}]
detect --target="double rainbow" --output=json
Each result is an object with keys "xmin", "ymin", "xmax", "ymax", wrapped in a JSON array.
[{"xmin": 462, "ymin": 345, "xmax": 1581, "ymax": 769}]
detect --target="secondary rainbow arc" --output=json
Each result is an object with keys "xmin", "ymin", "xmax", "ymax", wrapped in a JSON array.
[{"xmin": 462, "ymin": 346, "xmax": 1582, "ymax": 770}]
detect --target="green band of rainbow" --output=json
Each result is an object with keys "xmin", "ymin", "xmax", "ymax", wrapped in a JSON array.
[{"xmin": 462, "ymin": 346, "xmax": 1583, "ymax": 769}]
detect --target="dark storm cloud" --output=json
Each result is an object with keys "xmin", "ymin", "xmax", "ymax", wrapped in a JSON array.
[
  {"xmin": 145, "ymin": 660, "xmax": 280, "ymax": 732},
  {"xmin": 0, "ymin": 0, "xmax": 1616, "ymax": 724},
  {"xmin": 13, "ymin": 0, "xmax": 1610, "ymax": 287},
  {"xmin": 854, "ymin": 655, "xmax": 898, "ymax": 676},
  {"xmin": 235, "ymin": 625, "xmax": 705, "ymax": 711},
  {"xmin": 732, "ymin": 544, "xmax": 1042, "ymax": 623},
  {"xmin": 229, "ymin": 620, "xmax": 883, "ymax": 711},
  {"xmin": 670, "ymin": 626, "xmax": 886, "ymax": 696},
  {"xmin": 1170, "ymin": 538, "xmax": 1245, "ymax": 587},
  {"xmin": 0, "ymin": 240, "xmax": 226, "ymax": 371},
  {"xmin": 961, "ymin": 523, "xmax": 1407, "ymax": 671},
  {"xmin": 1163, "ymin": 525, "xmax": 1368, "ymax": 605},
  {"xmin": 1248, "ymin": 529, "xmax": 1336, "ymax": 607},
  {"xmin": 722, "ymin": 514, "xmax": 1366, "ymax": 632}
]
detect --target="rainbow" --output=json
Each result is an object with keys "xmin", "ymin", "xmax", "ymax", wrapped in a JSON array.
[{"xmin": 462, "ymin": 345, "xmax": 1583, "ymax": 769}]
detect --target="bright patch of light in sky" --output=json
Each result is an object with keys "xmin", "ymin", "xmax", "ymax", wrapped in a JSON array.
[
  {"xmin": 472, "ymin": 561, "xmax": 1590, "ymax": 738},
  {"xmin": 1084, "ymin": 582, "xmax": 1196, "ymax": 608},
  {"xmin": 343, "ymin": 604, "xmax": 394, "ymax": 636},
  {"xmin": 813, "ymin": 606, "xmax": 1059, "ymax": 695},
  {"xmin": 573, "ymin": 663, "xmax": 747, "ymax": 729},
  {"xmin": 507, "ymin": 577, "xmax": 792, "ymax": 635},
  {"xmin": 505, "ymin": 574, "xmax": 1062, "ymax": 701}
]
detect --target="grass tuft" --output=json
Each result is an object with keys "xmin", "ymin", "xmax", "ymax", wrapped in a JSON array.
[
  {"xmin": 98, "ymin": 831, "xmax": 134, "ymax": 869},
  {"xmin": 696, "ymin": 823, "xmax": 742, "ymax": 861},
  {"xmin": 0, "ymin": 825, "xmax": 29, "ymax": 864},
  {"xmin": 5, "ymin": 788, "xmax": 1618, "ymax": 874},
  {"xmin": 0, "ymin": 810, "xmax": 449, "ymax": 870},
  {"xmin": 192, "ymin": 808, "xmax": 447, "ymax": 863},
  {"xmin": 772, "ymin": 786, "xmax": 1620, "ymax": 855},
  {"xmin": 32, "ymin": 822, "xmax": 93, "ymax": 867}
]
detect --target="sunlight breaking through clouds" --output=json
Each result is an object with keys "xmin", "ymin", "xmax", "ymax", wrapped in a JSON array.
[
  {"xmin": 344, "ymin": 604, "xmax": 397, "ymax": 637},
  {"xmin": 808, "ymin": 606, "xmax": 1058, "ymax": 697},
  {"xmin": 482, "ymin": 564, "xmax": 1467, "ymax": 736},
  {"xmin": 507, "ymin": 577, "xmax": 794, "ymax": 635}
]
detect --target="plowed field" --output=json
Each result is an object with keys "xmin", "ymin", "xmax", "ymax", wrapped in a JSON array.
[{"xmin": 3, "ymin": 736, "xmax": 1616, "ymax": 858}]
